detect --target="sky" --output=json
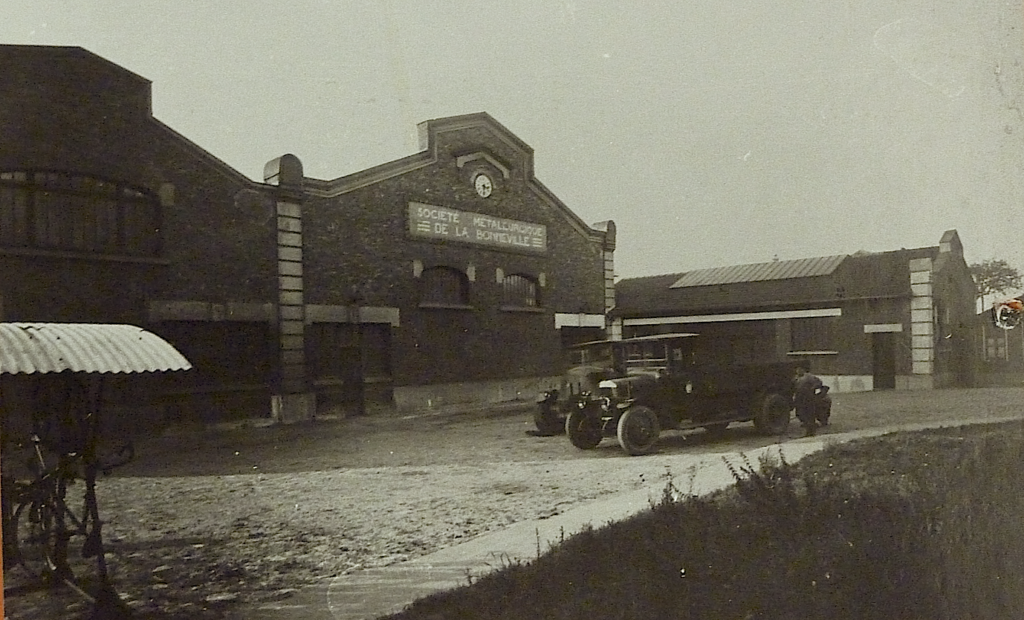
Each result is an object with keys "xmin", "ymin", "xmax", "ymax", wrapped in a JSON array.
[{"xmin": 4, "ymin": 1, "xmax": 1024, "ymax": 280}]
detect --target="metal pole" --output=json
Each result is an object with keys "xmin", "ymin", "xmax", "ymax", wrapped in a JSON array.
[{"xmin": 83, "ymin": 375, "xmax": 109, "ymax": 581}]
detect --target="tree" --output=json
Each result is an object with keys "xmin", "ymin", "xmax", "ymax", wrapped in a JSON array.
[{"xmin": 970, "ymin": 259, "xmax": 1023, "ymax": 310}]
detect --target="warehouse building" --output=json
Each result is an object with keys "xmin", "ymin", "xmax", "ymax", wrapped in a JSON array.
[
  {"xmin": 0, "ymin": 45, "xmax": 614, "ymax": 425},
  {"xmin": 274, "ymin": 112, "xmax": 615, "ymax": 414}
]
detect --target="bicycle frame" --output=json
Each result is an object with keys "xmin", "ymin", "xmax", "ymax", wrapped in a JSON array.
[
  {"xmin": 9, "ymin": 437, "xmax": 95, "ymax": 580},
  {"xmin": 3, "ymin": 429, "xmax": 122, "ymax": 607}
]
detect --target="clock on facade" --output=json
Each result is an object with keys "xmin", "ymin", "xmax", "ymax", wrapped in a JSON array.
[{"xmin": 473, "ymin": 172, "xmax": 493, "ymax": 198}]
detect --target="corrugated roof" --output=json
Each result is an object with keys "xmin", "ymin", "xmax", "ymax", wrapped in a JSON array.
[
  {"xmin": 669, "ymin": 255, "xmax": 847, "ymax": 288},
  {"xmin": 0, "ymin": 323, "xmax": 192, "ymax": 375}
]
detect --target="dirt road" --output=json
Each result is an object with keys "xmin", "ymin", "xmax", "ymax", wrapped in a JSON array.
[
  {"xmin": 115, "ymin": 386, "xmax": 1024, "ymax": 475},
  {"xmin": 6, "ymin": 387, "xmax": 1024, "ymax": 619}
]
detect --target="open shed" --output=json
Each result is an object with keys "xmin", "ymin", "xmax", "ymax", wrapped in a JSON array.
[{"xmin": 0, "ymin": 323, "xmax": 190, "ymax": 613}]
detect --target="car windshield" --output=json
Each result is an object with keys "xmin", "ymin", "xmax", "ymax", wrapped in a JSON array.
[
  {"xmin": 565, "ymin": 335, "xmax": 704, "ymax": 376},
  {"xmin": 566, "ymin": 342, "xmax": 616, "ymax": 368},
  {"xmin": 621, "ymin": 340, "xmax": 696, "ymax": 374}
]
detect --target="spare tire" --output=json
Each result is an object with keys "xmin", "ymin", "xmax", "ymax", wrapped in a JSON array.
[
  {"xmin": 533, "ymin": 404, "xmax": 564, "ymax": 436},
  {"xmin": 753, "ymin": 393, "xmax": 791, "ymax": 435}
]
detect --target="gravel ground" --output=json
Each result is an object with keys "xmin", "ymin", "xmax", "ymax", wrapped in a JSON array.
[{"xmin": 6, "ymin": 387, "xmax": 1024, "ymax": 619}]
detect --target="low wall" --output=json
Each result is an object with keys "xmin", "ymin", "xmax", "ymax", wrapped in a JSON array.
[
  {"xmin": 977, "ymin": 371, "xmax": 1024, "ymax": 388},
  {"xmin": 820, "ymin": 374, "xmax": 934, "ymax": 393}
]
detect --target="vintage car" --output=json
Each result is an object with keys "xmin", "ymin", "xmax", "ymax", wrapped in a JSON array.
[
  {"xmin": 536, "ymin": 334, "xmax": 798, "ymax": 455},
  {"xmin": 534, "ymin": 339, "xmax": 619, "ymax": 435}
]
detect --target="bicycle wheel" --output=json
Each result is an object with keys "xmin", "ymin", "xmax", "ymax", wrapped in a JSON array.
[{"xmin": 11, "ymin": 497, "xmax": 56, "ymax": 578}]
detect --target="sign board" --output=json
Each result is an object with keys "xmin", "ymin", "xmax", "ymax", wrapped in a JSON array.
[{"xmin": 408, "ymin": 202, "xmax": 546, "ymax": 254}]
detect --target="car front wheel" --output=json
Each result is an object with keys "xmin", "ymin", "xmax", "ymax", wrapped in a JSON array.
[
  {"xmin": 617, "ymin": 405, "xmax": 660, "ymax": 456},
  {"xmin": 566, "ymin": 409, "xmax": 603, "ymax": 449}
]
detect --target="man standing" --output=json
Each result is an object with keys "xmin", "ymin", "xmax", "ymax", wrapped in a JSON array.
[{"xmin": 793, "ymin": 362, "xmax": 825, "ymax": 436}]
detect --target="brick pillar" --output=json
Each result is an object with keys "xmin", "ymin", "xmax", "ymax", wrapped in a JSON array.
[
  {"xmin": 909, "ymin": 257, "xmax": 935, "ymax": 388},
  {"xmin": 598, "ymin": 220, "xmax": 619, "ymax": 340},
  {"xmin": 265, "ymin": 154, "xmax": 315, "ymax": 422}
]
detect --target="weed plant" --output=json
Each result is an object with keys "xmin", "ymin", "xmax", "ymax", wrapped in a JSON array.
[{"xmin": 384, "ymin": 421, "xmax": 1024, "ymax": 620}]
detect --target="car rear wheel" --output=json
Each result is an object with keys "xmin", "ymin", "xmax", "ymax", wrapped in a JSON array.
[
  {"xmin": 753, "ymin": 393, "xmax": 791, "ymax": 435},
  {"xmin": 617, "ymin": 405, "xmax": 660, "ymax": 456},
  {"xmin": 566, "ymin": 409, "xmax": 602, "ymax": 449}
]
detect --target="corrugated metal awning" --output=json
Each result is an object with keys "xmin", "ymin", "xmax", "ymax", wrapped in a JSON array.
[
  {"xmin": 0, "ymin": 323, "xmax": 192, "ymax": 375},
  {"xmin": 669, "ymin": 255, "xmax": 847, "ymax": 288}
]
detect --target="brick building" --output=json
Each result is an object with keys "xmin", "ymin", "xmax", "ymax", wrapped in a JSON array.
[
  {"xmin": 0, "ymin": 45, "xmax": 614, "ymax": 425},
  {"xmin": 612, "ymin": 231, "xmax": 976, "ymax": 392}
]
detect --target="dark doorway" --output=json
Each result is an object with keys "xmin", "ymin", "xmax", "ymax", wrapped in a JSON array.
[
  {"xmin": 871, "ymin": 332, "xmax": 896, "ymax": 390},
  {"xmin": 152, "ymin": 321, "xmax": 274, "ymax": 422},
  {"xmin": 360, "ymin": 323, "xmax": 394, "ymax": 411},
  {"xmin": 308, "ymin": 322, "xmax": 393, "ymax": 415}
]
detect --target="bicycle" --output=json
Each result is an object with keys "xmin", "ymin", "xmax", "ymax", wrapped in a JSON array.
[{"xmin": 2, "ymin": 433, "xmax": 134, "ymax": 600}]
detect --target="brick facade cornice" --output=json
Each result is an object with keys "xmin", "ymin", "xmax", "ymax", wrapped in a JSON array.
[
  {"xmin": 304, "ymin": 151, "xmax": 434, "ymax": 197},
  {"xmin": 304, "ymin": 112, "xmax": 608, "ymax": 245}
]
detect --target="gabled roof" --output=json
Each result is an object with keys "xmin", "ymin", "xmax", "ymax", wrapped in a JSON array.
[
  {"xmin": 0, "ymin": 44, "xmax": 151, "ymax": 86},
  {"xmin": 669, "ymin": 255, "xmax": 846, "ymax": 288},
  {"xmin": 304, "ymin": 112, "xmax": 607, "ymax": 243},
  {"xmin": 615, "ymin": 233, "xmax": 965, "ymax": 318},
  {"xmin": 306, "ymin": 113, "xmax": 531, "ymax": 195},
  {"xmin": 615, "ymin": 252, "xmax": 885, "ymax": 317}
]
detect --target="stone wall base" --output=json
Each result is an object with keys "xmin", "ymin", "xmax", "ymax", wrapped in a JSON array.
[
  {"xmin": 392, "ymin": 376, "xmax": 561, "ymax": 413},
  {"xmin": 271, "ymin": 392, "xmax": 317, "ymax": 423}
]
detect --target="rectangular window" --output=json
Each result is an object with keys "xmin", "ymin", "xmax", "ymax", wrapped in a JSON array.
[
  {"xmin": 68, "ymin": 193, "xmax": 93, "ymax": 250},
  {"xmin": 35, "ymin": 190, "xmax": 63, "ymax": 247},
  {"xmin": 791, "ymin": 317, "xmax": 834, "ymax": 352},
  {"xmin": 97, "ymin": 199, "xmax": 120, "ymax": 250},
  {"xmin": 731, "ymin": 337, "xmax": 756, "ymax": 364},
  {"xmin": 0, "ymin": 186, "xmax": 29, "ymax": 246},
  {"xmin": 986, "ymin": 334, "xmax": 1008, "ymax": 361},
  {"xmin": 123, "ymin": 200, "xmax": 159, "ymax": 255}
]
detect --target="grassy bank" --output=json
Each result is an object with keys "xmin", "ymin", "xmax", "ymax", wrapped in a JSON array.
[{"xmin": 385, "ymin": 421, "xmax": 1024, "ymax": 620}]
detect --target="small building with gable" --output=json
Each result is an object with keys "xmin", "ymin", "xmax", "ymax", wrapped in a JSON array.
[{"xmin": 611, "ymin": 230, "xmax": 976, "ymax": 392}]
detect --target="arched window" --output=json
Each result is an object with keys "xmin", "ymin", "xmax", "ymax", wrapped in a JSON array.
[
  {"xmin": 0, "ymin": 171, "xmax": 161, "ymax": 257},
  {"xmin": 502, "ymin": 273, "xmax": 539, "ymax": 308},
  {"xmin": 420, "ymin": 266, "xmax": 470, "ymax": 307}
]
